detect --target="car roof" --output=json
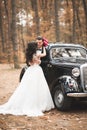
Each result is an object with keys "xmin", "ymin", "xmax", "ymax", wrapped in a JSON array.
[{"xmin": 48, "ymin": 42, "xmax": 86, "ymax": 49}]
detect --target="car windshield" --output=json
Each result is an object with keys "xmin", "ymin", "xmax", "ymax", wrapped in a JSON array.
[{"xmin": 50, "ymin": 47, "xmax": 87, "ymax": 60}]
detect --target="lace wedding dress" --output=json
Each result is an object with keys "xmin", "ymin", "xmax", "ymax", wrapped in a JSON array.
[{"xmin": 0, "ymin": 64, "xmax": 54, "ymax": 117}]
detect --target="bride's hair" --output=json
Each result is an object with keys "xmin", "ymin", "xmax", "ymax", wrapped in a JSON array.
[{"xmin": 25, "ymin": 42, "xmax": 38, "ymax": 65}]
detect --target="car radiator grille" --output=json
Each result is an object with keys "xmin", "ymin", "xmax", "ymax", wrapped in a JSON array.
[{"xmin": 80, "ymin": 64, "xmax": 87, "ymax": 92}]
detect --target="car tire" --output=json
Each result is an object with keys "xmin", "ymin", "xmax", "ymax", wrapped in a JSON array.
[{"xmin": 52, "ymin": 85, "xmax": 72, "ymax": 111}]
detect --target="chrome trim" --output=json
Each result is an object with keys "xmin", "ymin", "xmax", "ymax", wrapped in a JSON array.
[
  {"xmin": 80, "ymin": 64, "xmax": 87, "ymax": 92},
  {"xmin": 67, "ymin": 93, "xmax": 87, "ymax": 97}
]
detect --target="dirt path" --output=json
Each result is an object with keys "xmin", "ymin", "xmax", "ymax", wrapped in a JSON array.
[{"xmin": 0, "ymin": 64, "xmax": 87, "ymax": 130}]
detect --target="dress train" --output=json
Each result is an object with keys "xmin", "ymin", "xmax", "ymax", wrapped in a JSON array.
[{"xmin": 0, "ymin": 64, "xmax": 54, "ymax": 116}]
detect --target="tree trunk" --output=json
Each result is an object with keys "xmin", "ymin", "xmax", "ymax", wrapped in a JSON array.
[
  {"xmin": 31, "ymin": 0, "xmax": 40, "ymax": 36},
  {"xmin": 82, "ymin": 0, "xmax": 87, "ymax": 41},
  {"xmin": 0, "ymin": 1, "xmax": 5, "ymax": 52},
  {"xmin": 71, "ymin": 0, "xmax": 76, "ymax": 43},
  {"xmin": 11, "ymin": 0, "xmax": 20, "ymax": 68},
  {"xmin": 75, "ymin": 1, "xmax": 83, "ymax": 43},
  {"xmin": 54, "ymin": 0, "xmax": 60, "ymax": 42},
  {"xmin": 4, "ymin": 0, "xmax": 12, "ymax": 63},
  {"xmin": 34, "ymin": 0, "xmax": 40, "ymax": 36}
]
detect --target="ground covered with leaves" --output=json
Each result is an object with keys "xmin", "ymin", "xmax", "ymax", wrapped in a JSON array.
[{"xmin": 0, "ymin": 64, "xmax": 87, "ymax": 130}]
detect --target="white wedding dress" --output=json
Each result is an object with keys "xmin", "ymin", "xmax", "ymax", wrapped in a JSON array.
[{"xmin": 0, "ymin": 64, "xmax": 54, "ymax": 117}]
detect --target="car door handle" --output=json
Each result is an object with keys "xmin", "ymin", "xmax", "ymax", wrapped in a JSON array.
[{"xmin": 47, "ymin": 64, "xmax": 52, "ymax": 67}]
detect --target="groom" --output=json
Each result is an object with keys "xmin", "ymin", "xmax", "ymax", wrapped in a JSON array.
[{"xmin": 36, "ymin": 36, "xmax": 48, "ymax": 72}]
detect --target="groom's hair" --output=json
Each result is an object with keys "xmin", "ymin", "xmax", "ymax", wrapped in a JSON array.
[
  {"xmin": 25, "ymin": 41, "xmax": 38, "ymax": 65},
  {"xmin": 36, "ymin": 36, "xmax": 43, "ymax": 41}
]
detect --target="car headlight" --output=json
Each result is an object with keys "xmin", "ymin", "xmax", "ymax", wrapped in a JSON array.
[{"xmin": 72, "ymin": 67, "xmax": 80, "ymax": 77}]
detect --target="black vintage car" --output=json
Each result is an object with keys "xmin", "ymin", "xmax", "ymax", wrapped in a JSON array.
[
  {"xmin": 20, "ymin": 43, "xmax": 87, "ymax": 111},
  {"xmin": 40, "ymin": 43, "xmax": 87, "ymax": 110}
]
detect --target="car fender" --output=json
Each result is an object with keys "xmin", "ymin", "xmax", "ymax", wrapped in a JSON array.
[{"xmin": 51, "ymin": 75, "xmax": 78, "ymax": 94}]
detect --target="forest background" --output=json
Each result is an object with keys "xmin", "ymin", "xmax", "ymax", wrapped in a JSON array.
[{"xmin": 0, "ymin": 0, "xmax": 87, "ymax": 68}]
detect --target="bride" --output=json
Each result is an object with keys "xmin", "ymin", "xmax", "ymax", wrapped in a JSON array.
[{"xmin": 0, "ymin": 42, "xmax": 54, "ymax": 117}]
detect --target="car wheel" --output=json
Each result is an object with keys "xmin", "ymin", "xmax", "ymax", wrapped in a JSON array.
[{"xmin": 52, "ymin": 86, "xmax": 72, "ymax": 111}]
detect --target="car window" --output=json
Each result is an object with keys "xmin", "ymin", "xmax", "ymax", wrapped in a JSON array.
[
  {"xmin": 50, "ymin": 47, "xmax": 87, "ymax": 59},
  {"xmin": 51, "ymin": 48, "xmax": 69, "ymax": 59},
  {"xmin": 67, "ymin": 48, "xmax": 86, "ymax": 58}
]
